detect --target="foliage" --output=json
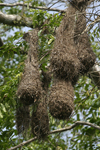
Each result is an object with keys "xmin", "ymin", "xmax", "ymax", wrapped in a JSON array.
[{"xmin": 0, "ymin": 0, "xmax": 100, "ymax": 150}]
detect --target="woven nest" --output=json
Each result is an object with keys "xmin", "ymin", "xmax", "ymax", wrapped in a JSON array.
[
  {"xmin": 74, "ymin": 10, "xmax": 96, "ymax": 74},
  {"xmin": 77, "ymin": 34, "xmax": 96, "ymax": 74},
  {"xmin": 49, "ymin": 80, "xmax": 74, "ymax": 120},
  {"xmin": 51, "ymin": 7, "xmax": 80, "ymax": 83},
  {"xmin": 17, "ymin": 29, "xmax": 43, "ymax": 105},
  {"xmin": 41, "ymin": 70, "xmax": 51, "ymax": 92},
  {"xmin": 31, "ymin": 99, "xmax": 49, "ymax": 139},
  {"xmin": 17, "ymin": 63, "xmax": 42, "ymax": 105},
  {"xmin": 16, "ymin": 103, "xmax": 30, "ymax": 134}
]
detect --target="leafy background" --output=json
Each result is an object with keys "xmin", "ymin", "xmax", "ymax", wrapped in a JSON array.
[{"xmin": 0, "ymin": 0, "xmax": 100, "ymax": 149}]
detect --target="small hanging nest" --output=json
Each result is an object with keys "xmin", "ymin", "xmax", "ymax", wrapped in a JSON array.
[
  {"xmin": 17, "ymin": 29, "xmax": 43, "ymax": 105},
  {"xmin": 31, "ymin": 97, "xmax": 49, "ymax": 139},
  {"xmin": 49, "ymin": 80, "xmax": 74, "ymax": 120},
  {"xmin": 74, "ymin": 7, "xmax": 96, "ymax": 74},
  {"xmin": 16, "ymin": 102, "xmax": 30, "ymax": 134},
  {"xmin": 77, "ymin": 37, "xmax": 96, "ymax": 74}
]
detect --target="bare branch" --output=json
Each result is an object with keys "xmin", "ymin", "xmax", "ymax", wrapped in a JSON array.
[
  {"xmin": 82, "ymin": 16, "xmax": 100, "ymax": 34},
  {"xmin": 0, "ymin": 11, "xmax": 33, "ymax": 28},
  {"xmin": 0, "ymin": 2, "xmax": 65, "ymax": 12},
  {"xmin": 7, "ymin": 137, "xmax": 37, "ymax": 150},
  {"xmin": 7, "ymin": 121, "xmax": 100, "ymax": 150}
]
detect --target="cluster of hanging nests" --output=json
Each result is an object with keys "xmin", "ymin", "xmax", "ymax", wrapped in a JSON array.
[{"xmin": 16, "ymin": 0, "xmax": 96, "ymax": 139}]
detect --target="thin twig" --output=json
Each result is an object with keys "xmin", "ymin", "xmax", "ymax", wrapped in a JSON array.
[{"xmin": 0, "ymin": 2, "xmax": 65, "ymax": 12}]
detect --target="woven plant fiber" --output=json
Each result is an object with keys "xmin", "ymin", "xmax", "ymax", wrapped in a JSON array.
[{"xmin": 49, "ymin": 80, "xmax": 74, "ymax": 120}]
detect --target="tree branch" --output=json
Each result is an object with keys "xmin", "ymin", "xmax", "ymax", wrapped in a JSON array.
[
  {"xmin": 7, "ymin": 121, "xmax": 100, "ymax": 150},
  {"xmin": 82, "ymin": 16, "xmax": 100, "ymax": 34},
  {"xmin": 0, "ymin": 11, "xmax": 33, "ymax": 27},
  {"xmin": 0, "ymin": 2, "xmax": 65, "ymax": 13}
]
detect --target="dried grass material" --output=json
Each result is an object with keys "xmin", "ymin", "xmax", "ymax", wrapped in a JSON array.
[
  {"xmin": 74, "ymin": 10, "xmax": 96, "ymax": 74},
  {"xmin": 16, "ymin": 104, "xmax": 30, "ymax": 134},
  {"xmin": 17, "ymin": 63, "xmax": 42, "ymax": 105},
  {"xmin": 41, "ymin": 70, "xmax": 51, "ymax": 92},
  {"xmin": 49, "ymin": 80, "xmax": 74, "ymax": 120},
  {"xmin": 31, "ymin": 99, "xmax": 49, "ymax": 139},
  {"xmin": 77, "ymin": 34, "xmax": 96, "ymax": 74},
  {"xmin": 17, "ymin": 29, "xmax": 43, "ymax": 105},
  {"xmin": 51, "ymin": 6, "xmax": 80, "ymax": 82}
]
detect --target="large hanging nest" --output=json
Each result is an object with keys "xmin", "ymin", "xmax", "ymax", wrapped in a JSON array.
[
  {"xmin": 16, "ymin": 102, "xmax": 30, "ymax": 134},
  {"xmin": 17, "ymin": 29, "xmax": 42, "ymax": 105},
  {"xmin": 49, "ymin": 80, "xmax": 74, "ymax": 120},
  {"xmin": 31, "ymin": 97, "xmax": 49, "ymax": 139},
  {"xmin": 51, "ymin": 6, "xmax": 81, "ymax": 83}
]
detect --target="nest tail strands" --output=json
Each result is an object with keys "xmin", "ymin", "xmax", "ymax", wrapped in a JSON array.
[
  {"xmin": 17, "ymin": 29, "xmax": 42, "ymax": 105},
  {"xmin": 31, "ymin": 98, "xmax": 49, "ymax": 139},
  {"xmin": 16, "ymin": 103, "xmax": 30, "ymax": 134},
  {"xmin": 49, "ymin": 80, "xmax": 74, "ymax": 120}
]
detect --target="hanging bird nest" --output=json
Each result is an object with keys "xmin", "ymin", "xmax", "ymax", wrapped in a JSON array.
[
  {"xmin": 17, "ymin": 29, "xmax": 43, "ymax": 105},
  {"xmin": 17, "ymin": 63, "xmax": 42, "ymax": 105},
  {"xmin": 73, "ymin": 8, "xmax": 96, "ymax": 74},
  {"xmin": 49, "ymin": 79, "xmax": 74, "ymax": 120},
  {"xmin": 31, "ymin": 98, "xmax": 49, "ymax": 139},
  {"xmin": 16, "ymin": 102, "xmax": 30, "ymax": 134},
  {"xmin": 51, "ymin": 6, "xmax": 81, "ymax": 83},
  {"xmin": 77, "ymin": 35, "xmax": 96, "ymax": 74}
]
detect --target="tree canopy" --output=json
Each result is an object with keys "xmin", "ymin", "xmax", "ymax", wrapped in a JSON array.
[{"xmin": 0, "ymin": 0, "xmax": 100, "ymax": 150}]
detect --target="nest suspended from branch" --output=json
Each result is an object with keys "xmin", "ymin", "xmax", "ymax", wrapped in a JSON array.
[
  {"xmin": 77, "ymin": 35, "xmax": 96, "ymax": 74},
  {"xmin": 51, "ymin": 6, "xmax": 81, "ymax": 83},
  {"xmin": 16, "ymin": 102, "xmax": 30, "ymax": 134},
  {"xmin": 31, "ymin": 97, "xmax": 49, "ymax": 139},
  {"xmin": 73, "ymin": 7, "xmax": 96, "ymax": 74},
  {"xmin": 17, "ymin": 29, "xmax": 43, "ymax": 105},
  {"xmin": 49, "ymin": 80, "xmax": 74, "ymax": 120}
]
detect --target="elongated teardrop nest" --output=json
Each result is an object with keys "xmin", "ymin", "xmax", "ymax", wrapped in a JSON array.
[
  {"xmin": 77, "ymin": 34, "xmax": 96, "ymax": 74},
  {"xmin": 17, "ymin": 29, "xmax": 43, "ymax": 105},
  {"xmin": 16, "ymin": 103, "xmax": 30, "ymax": 134},
  {"xmin": 17, "ymin": 63, "xmax": 42, "ymax": 105},
  {"xmin": 74, "ymin": 9, "xmax": 96, "ymax": 74},
  {"xmin": 49, "ymin": 80, "xmax": 74, "ymax": 120},
  {"xmin": 51, "ymin": 6, "xmax": 81, "ymax": 83},
  {"xmin": 31, "ymin": 99, "xmax": 49, "ymax": 139}
]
